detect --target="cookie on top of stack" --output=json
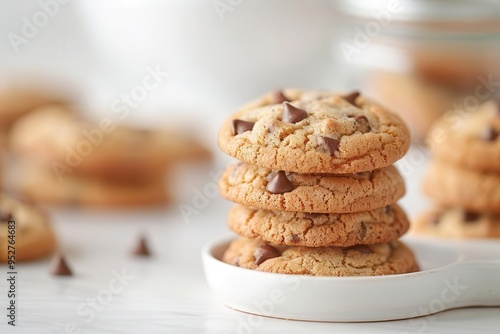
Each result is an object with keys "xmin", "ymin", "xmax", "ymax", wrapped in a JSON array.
[
  {"xmin": 7, "ymin": 105, "xmax": 211, "ymax": 207},
  {"xmin": 415, "ymin": 99, "xmax": 500, "ymax": 238},
  {"xmin": 217, "ymin": 89, "xmax": 419, "ymax": 276}
]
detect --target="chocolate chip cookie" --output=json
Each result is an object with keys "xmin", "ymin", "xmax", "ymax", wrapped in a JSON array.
[
  {"xmin": 428, "ymin": 99, "xmax": 500, "ymax": 173},
  {"xmin": 8, "ymin": 105, "xmax": 211, "ymax": 180},
  {"xmin": 222, "ymin": 237, "xmax": 419, "ymax": 276},
  {"xmin": 218, "ymin": 89, "xmax": 410, "ymax": 174},
  {"xmin": 18, "ymin": 168, "xmax": 170, "ymax": 207},
  {"xmin": 219, "ymin": 163, "xmax": 405, "ymax": 213},
  {"xmin": 423, "ymin": 160, "xmax": 500, "ymax": 213},
  {"xmin": 413, "ymin": 207, "xmax": 500, "ymax": 239},
  {"xmin": 0, "ymin": 195, "xmax": 56, "ymax": 262},
  {"xmin": 227, "ymin": 204, "xmax": 409, "ymax": 247}
]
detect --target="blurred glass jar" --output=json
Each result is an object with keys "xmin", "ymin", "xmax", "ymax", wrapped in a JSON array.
[{"xmin": 333, "ymin": 0, "xmax": 500, "ymax": 142}]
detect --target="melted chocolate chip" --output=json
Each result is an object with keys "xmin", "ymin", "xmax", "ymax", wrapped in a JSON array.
[
  {"xmin": 481, "ymin": 126, "xmax": 499, "ymax": 141},
  {"xmin": 463, "ymin": 211, "xmax": 480, "ymax": 223},
  {"xmin": 343, "ymin": 245, "xmax": 372, "ymax": 254},
  {"xmin": 254, "ymin": 244, "xmax": 281, "ymax": 265},
  {"xmin": 232, "ymin": 119, "xmax": 255, "ymax": 135},
  {"xmin": 50, "ymin": 253, "xmax": 73, "ymax": 276},
  {"xmin": 266, "ymin": 171, "xmax": 294, "ymax": 194},
  {"xmin": 282, "ymin": 102, "xmax": 308, "ymax": 123},
  {"xmin": 318, "ymin": 136, "xmax": 340, "ymax": 155},
  {"xmin": 132, "ymin": 236, "xmax": 151, "ymax": 256},
  {"xmin": 0, "ymin": 211, "xmax": 13, "ymax": 222},
  {"xmin": 272, "ymin": 90, "xmax": 290, "ymax": 104},
  {"xmin": 342, "ymin": 91, "xmax": 361, "ymax": 106}
]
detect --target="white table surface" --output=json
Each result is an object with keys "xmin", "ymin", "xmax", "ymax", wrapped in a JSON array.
[{"xmin": 0, "ymin": 147, "xmax": 499, "ymax": 334}]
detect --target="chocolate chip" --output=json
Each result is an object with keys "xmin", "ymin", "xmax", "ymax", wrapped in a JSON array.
[
  {"xmin": 343, "ymin": 245, "xmax": 372, "ymax": 254},
  {"xmin": 463, "ymin": 211, "xmax": 480, "ymax": 223},
  {"xmin": 272, "ymin": 90, "xmax": 290, "ymax": 104},
  {"xmin": 266, "ymin": 171, "xmax": 294, "ymax": 194},
  {"xmin": 50, "ymin": 253, "xmax": 73, "ymax": 276},
  {"xmin": 355, "ymin": 115, "xmax": 368, "ymax": 123},
  {"xmin": 232, "ymin": 119, "xmax": 255, "ymax": 135},
  {"xmin": 282, "ymin": 102, "xmax": 307, "ymax": 123},
  {"xmin": 385, "ymin": 205, "xmax": 393, "ymax": 216},
  {"xmin": 481, "ymin": 126, "xmax": 499, "ymax": 141},
  {"xmin": 285, "ymin": 234, "xmax": 300, "ymax": 244},
  {"xmin": 342, "ymin": 91, "xmax": 360, "ymax": 106},
  {"xmin": 132, "ymin": 236, "xmax": 151, "ymax": 256},
  {"xmin": 355, "ymin": 115, "xmax": 371, "ymax": 132},
  {"xmin": 359, "ymin": 222, "xmax": 367, "ymax": 240},
  {"xmin": 318, "ymin": 136, "xmax": 340, "ymax": 155},
  {"xmin": 0, "ymin": 211, "xmax": 13, "ymax": 222},
  {"xmin": 254, "ymin": 244, "xmax": 281, "ymax": 265}
]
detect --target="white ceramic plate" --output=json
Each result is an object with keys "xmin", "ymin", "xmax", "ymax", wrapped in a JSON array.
[{"xmin": 202, "ymin": 236, "xmax": 500, "ymax": 322}]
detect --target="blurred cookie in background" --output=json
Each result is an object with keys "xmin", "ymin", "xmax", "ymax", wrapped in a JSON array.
[
  {"xmin": 0, "ymin": 194, "xmax": 56, "ymax": 262},
  {"xmin": 428, "ymin": 99, "xmax": 500, "ymax": 173},
  {"xmin": 413, "ymin": 207, "xmax": 500, "ymax": 239},
  {"xmin": 17, "ymin": 167, "xmax": 170, "ymax": 208},
  {"xmin": 423, "ymin": 160, "xmax": 500, "ymax": 214},
  {"xmin": 416, "ymin": 98, "xmax": 500, "ymax": 239},
  {"xmin": 6, "ymin": 104, "xmax": 212, "ymax": 208},
  {"xmin": 8, "ymin": 105, "xmax": 212, "ymax": 181}
]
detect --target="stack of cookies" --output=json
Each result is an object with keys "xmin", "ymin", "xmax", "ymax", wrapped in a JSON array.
[
  {"xmin": 217, "ymin": 89, "xmax": 419, "ymax": 276},
  {"xmin": 7, "ymin": 105, "xmax": 211, "ymax": 207},
  {"xmin": 415, "ymin": 99, "xmax": 500, "ymax": 238}
]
